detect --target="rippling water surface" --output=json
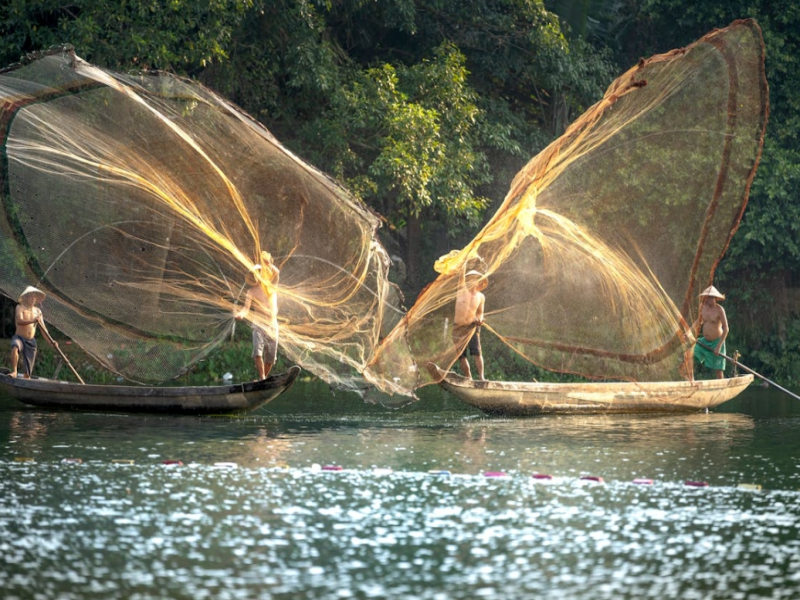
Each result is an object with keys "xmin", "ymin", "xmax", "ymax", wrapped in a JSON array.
[{"xmin": 1, "ymin": 381, "xmax": 800, "ymax": 599}]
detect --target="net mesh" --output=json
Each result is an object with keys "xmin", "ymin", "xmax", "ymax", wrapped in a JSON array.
[
  {"xmin": 0, "ymin": 49, "xmax": 399, "ymax": 387},
  {"xmin": 0, "ymin": 20, "xmax": 769, "ymax": 399},
  {"xmin": 365, "ymin": 19, "xmax": 769, "ymax": 395}
]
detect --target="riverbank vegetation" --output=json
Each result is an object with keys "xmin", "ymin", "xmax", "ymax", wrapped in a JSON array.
[{"xmin": 1, "ymin": 0, "xmax": 797, "ymax": 386}]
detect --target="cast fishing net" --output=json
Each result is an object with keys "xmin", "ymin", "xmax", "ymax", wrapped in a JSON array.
[
  {"xmin": 0, "ymin": 48, "xmax": 399, "ymax": 388},
  {"xmin": 0, "ymin": 19, "xmax": 769, "ymax": 400},
  {"xmin": 366, "ymin": 19, "xmax": 769, "ymax": 396}
]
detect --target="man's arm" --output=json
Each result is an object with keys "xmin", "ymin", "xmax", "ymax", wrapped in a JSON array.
[
  {"xmin": 473, "ymin": 294, "xmax": 485, "ymax": 326},
  {"xmin": 715, "ymin": 306, "xmax": 729, "ymax": 353},
  {"xmin": 36, "ymin": 313, "xmax": 58, "ymax": 348},
  {"xmin": 236, "ymin": 291, "xmax": 253, "ymax": 320}
]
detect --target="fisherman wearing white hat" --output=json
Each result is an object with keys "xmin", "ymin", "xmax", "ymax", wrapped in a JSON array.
[
  {"xmin": 693, "ymin": 285, "xmax": 729, "ymax": 379},
  {"xmin": 454, "ymin": 268, "xmax": 488, "ymax": 380},
  {"xmin": 10, "ymin": 286, "xmax": 57, "ymax": 378}
]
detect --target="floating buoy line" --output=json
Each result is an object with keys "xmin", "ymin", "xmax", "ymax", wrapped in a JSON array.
[{"xmin": 7, "ymin": 456, "xmax": 765, "ymax": 491}]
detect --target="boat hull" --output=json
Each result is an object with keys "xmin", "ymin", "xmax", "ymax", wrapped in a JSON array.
[
  {"xmin": 430, "ymin": 364, "xmax": 753, "ymax": 415},
  {"xmin": 0, "ymin": 366, "xmax": 301, "ymax": 414}
]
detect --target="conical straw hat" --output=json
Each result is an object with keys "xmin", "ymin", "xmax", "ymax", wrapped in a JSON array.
[
  {"xmin": 699, "ymin": 285, "xmax": 725, "ymax": 300},
  {"xmin": 18, "ymin": 286, "xmax": 45, "ymax": 303}
]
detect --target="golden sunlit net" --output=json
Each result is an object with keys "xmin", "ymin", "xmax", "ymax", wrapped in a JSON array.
[
  {"xmin": 0, "ymin": 49, "xmax": 399, "ymax": 388},
  {"xmin": 366, "ymin": 20, "xmax": 769, "ymax": 396}
]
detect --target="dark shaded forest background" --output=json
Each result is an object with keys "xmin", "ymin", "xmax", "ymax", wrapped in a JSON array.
[{"xmin": 1, "ymin": 0, "xmax": 798, "ymax": 385}]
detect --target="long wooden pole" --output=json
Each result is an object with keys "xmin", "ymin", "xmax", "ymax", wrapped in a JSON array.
[
  {"xmin": 697, "ymin": 341, "xmax": 800, "ymax": 402},
  {"xmin": 41, "ymin": 330, "xmax": 85, "ymax": 384}
]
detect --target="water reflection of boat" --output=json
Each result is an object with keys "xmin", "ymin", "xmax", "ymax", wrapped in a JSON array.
[
  {"xmin": 0, "ymin": 366, "xmax": 300, "ymax": 415},
  {"xmin": 429, "ymin": 364, "xmax": 753, "ymax": 415}
]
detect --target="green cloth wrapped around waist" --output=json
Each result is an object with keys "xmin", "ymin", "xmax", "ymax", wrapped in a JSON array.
[{"xmin": 694, "ymin": 335, "xmax": 726, "ymax": 372}]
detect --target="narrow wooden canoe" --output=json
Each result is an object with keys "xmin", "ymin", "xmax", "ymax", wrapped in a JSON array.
[
  {"xmin": 0, "ymin": 366, "xmax": 301, "ymax": 414},
  {"xmin": 429, "ymin": 363, "xmax": 753, "ymax": 415}
]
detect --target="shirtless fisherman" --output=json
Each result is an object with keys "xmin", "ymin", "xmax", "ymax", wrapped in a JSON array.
[
  {"xmin": 235, "ymin": 253, "xmax": 280, "ymax": 380},
  {"xmin": 453, "ymin": 269, "xmax": 487, "ymax": 380},
  {"xmin": 10, "ymin": 286, "xmax": 57, "ymax": 378},
  {"xmin": 693, "ymin": 285, "xmax": 729, "ymax": 379}
]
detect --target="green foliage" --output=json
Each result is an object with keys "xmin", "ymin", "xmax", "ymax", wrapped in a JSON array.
[
  {"xmin": 745, "ymin": 319, "xmax": 800, "ymax": 387},
  {"xmin": 308, "ymin": 44, "xmax": 490, "ymax": 229},
  {"xmin": 723, "ymin": 140, "xmax": 800, "ymax": 272},
  {"xmin": 625, "ymin": 0, "xmax": 800, "ymax": 281},
  {"xmin": 720, "ymin": 318, "xmax": 800, "ymax": 388},
  {"xmin": 0, "ymin": 0, "xmax": 250, "ymax": 71},
  {"xmin": 546, "ymin": 0, "xmax": 633, "ymax": 46}
]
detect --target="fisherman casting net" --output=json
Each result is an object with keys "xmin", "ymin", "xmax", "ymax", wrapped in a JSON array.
[
  {"xmin": 0, "ymin": 49, "xmax": 399, "ymax": 388},
  {"xmin": 365, "ymin": 20, "xmax": 769, "ymax": 396}
]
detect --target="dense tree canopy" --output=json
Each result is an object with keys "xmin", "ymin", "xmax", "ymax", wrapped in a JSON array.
[{"xmin": 1, "ymin": 0, "xmax": 798, "ymax": 382}]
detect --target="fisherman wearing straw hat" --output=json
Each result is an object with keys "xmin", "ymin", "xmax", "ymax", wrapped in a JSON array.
[
  {"xmin": 693, "ymin": 285, "xmax": 729, "ymax": 379},
  {"xmin": 10, "ymin": 286, "xmax": 57, "ymax": 378}
]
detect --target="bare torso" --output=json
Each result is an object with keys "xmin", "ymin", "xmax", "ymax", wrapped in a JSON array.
[
  {"xmin": 15, "ymin": 304, "xmax": 40, "ymax": 339},
  {"xmin": 244, "ymin": 284, "xmax": 279, "ymax": 334},
  {"xmin": 455, "ymin": 288, "xmax": 485, "ymax": 327},
  {"xmin": 700, "ymin": 301, "xmax": 726, "ymax": 341}
]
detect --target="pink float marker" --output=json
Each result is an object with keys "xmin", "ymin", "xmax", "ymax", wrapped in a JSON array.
[
  {"xmin": 163, "ymin": 460, "xmax": 183, "ymax": 466},
  {"xmin": 322, "ymin": 465, "xmax": 343, "ymax": 471},
  {"xmin": 531, "ymin": 473, "xmax": 553, "ymax": 480},
  {"xmin": 484, "ymin": 471, "xmax": 507, "ymax": 478},
  {"xmin": 633, "ymin": 478, "xmax": 653, "ymax": 485},
  {"xmin": 684, "ymin": 480, "xmax": 709, "ymax": 487},
  {"xmin": 580, "ymin": 476, "xmax": 604, "ymax": 483}
]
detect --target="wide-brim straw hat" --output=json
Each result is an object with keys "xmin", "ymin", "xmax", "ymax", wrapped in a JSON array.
[
  {"xmin": 699, "ymin": 285, "xmax": 725, "ymax": 301},
  {"xmin": 18, "ymin": 286, "xmax": 45, "ymax": 303}
]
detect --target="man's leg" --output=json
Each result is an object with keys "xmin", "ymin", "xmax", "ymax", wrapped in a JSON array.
[
  {"xmin": 263, "ymin": 361, "xmax": 274, "ymax": 378},
  {"xmin": 253, "ymin": 356, "xmax": 266, "ymax": 380},
  {"xmin": 715, "ymin": 369, "xmax": 724, "ymax": 379},
  {"xmin": 459, "ymin": 356, "xmax": 472, "ymax": 379},
  {"xmin": 475, "ymin": 354, "xmax": 485, "ymax": 380},
  {"xmin": 10, "ymin": 344, "xmax": 19, "ymax": 378}
]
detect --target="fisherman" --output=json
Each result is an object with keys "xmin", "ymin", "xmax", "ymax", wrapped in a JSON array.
[
  {"xmin": 10, "ymin": 286, "xmax": 57, "ymax": 378},
  {"xmin": 693, "ymin": 285, "xmax": 729, "ymax": 379},
  {"xmin": 453, "ymin": 269, "xmax": 487, "ymax": 380},
  {"xmin": 235, "ymin": 252, "xmax": 280, "ymax": 380}
]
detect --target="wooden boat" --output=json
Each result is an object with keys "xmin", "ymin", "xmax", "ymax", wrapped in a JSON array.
[
  {"xmin": 0, "ymin": 366, "xmax": 301, "ymax": 414},
  {"xmin": 429, "ymin": 364, "xmax": 753, "ymax": 415}
]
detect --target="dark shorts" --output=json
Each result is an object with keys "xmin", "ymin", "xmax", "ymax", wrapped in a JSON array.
[
  {"xmin": 11, "ymin": 335, "xmax": 37, "ymax": 376},
  {"xmin": 454, "ymin": 326, "xmax": 481, "ymax": 359},
  {"xmin": 252, "ymin": 327, "xmax": 278, "ymax": 363}
]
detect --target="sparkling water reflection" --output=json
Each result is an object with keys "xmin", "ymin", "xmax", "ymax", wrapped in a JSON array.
[{"xmin": 1, "ymin": 382, "xmax": 800, "ymax": 599}]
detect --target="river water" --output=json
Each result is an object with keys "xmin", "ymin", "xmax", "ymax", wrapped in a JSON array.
[{"xmin": 1, "ymin": 379, "xmax": 800, "ymax": 599}]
